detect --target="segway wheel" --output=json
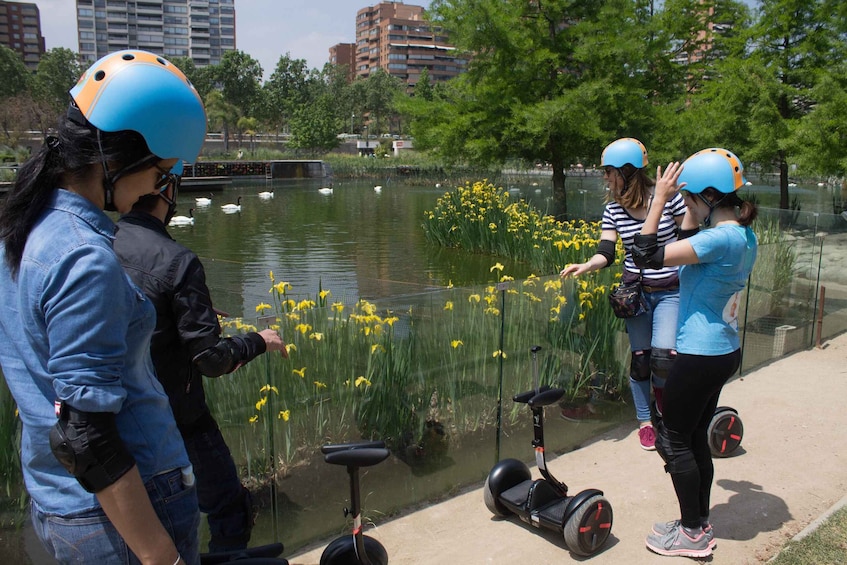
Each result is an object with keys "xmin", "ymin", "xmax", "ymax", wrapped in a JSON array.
[
  {"xmin": 319, "ymin": 534, "xmax": 388, "ymax": 565},
  {"xmin": 563, "ymin": 494, "xmax": 613, "ymax": 557},
  {"xmin": 708, "ymin": 406, "xmax": 743, "ymax": 457},
  {"xmin": 483, "ymin": 458, "xmax": 531, "ymax": 517}
]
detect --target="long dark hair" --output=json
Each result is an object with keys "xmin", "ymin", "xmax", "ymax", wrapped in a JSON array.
[
  {"xmin": 702, "ymin": 188, "xmax": 758, "ymax": 226},
  {"xmin": 0, "ymin": 111, "xmax": 152, "ymax": 277}
]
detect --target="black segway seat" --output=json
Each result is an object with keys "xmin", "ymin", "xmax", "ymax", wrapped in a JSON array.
[{"xmin": 321, "ymin": 441, "xmax": 390, "ymax": 467}]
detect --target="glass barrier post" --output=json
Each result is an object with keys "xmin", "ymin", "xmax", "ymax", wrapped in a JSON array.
[
  {"xmin": 495, "ymin": 282, "xmax": 508, "ymax": 463},
  {"xmin": 257, "ymin": 314, "xmax": 280, "ymax": 541}
]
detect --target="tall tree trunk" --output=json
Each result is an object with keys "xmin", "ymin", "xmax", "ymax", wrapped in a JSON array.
[
  {"xmin": 551, "ymin": 154, "xmax": 568, "ymax": 221},
  {"xmin": 778, "ymin": 150, "xmax": 789, "ymax": 210}
]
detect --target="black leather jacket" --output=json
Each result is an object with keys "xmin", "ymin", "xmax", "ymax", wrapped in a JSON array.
[{"xmin": 114, "ymin": 211, "xmax": 266, "ymax": 434}]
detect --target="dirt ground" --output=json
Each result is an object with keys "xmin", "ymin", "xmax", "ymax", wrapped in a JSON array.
[{"xmin": 289, "ymin": 331, "xmax": 847, "ymax": 565}]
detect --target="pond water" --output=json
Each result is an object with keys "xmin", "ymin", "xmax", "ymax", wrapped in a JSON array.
[{"xmin": 170, "ymin": 173, "xmax": 840, "ymax": 320}]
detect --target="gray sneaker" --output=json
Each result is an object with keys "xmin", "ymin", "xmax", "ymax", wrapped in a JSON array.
[
  {"xmin": 645, "ymin": 521, "xmax": 713, "ymax": 558},
  {"xmin": 652, "ymin": 519, "xmax": 716, "ymax": 549}
]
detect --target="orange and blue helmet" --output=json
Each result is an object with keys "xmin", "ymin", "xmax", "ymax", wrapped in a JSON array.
[
  {"xmin": 601, "ymin": 138, "xmax": 649, "ymax": 169},
  {"xmin": 678, "ymin": 148, "xmax": 746, "ymax": 194},
  {"xmin": 69, "ymin": 50, "xmax": 207, "ymax": 164}
]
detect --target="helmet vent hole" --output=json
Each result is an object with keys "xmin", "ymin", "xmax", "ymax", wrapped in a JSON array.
[
  {"xmin": 121, "ymin": 54, "xmax": 135, "ymax": 61},
  {"xmin": 156, "ymin": 57, "xmax": 167, "ymax": 66},
  {"xmin": 94, "ymin": 70, "xmax": 106, "ymax": 81}
]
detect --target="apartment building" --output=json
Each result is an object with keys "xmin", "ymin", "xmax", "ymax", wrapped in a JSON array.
[
  {"xmin": 75, "ymin": 0, "xmax": 236, "ymax": 67},
  {"xmin": 0, "ymin": 1, "xmax": 45, "ymax": 70},
  {"xmin": 352, "ymin": 1, "xmax": 465, "ymax": 90}
]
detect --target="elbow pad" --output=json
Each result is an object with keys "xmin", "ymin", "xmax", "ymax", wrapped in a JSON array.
[
  {"xmin": 595, "ymin": 239, "xmax": 616, "ymax": 268},
  {"xmin": 678, "ymin": 227, "xmax": 699, "ymax": 240},
  {"xmin": 49, "ymin": 403, "xmax": 135, "ymax": 493},
  {"xmin": 631, "ymin": 234, "xmax": 666, "ymax": 269}
]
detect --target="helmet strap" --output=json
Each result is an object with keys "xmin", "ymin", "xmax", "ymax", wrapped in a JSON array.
[
  {"xmin": 96, "ymin": 130, "xmax": 118, "ymax": 212},
  {"xmin": 158, "ymin": 180, "xmax": 179, "ymax": 225},
  {"xmin": 697, "ymin": 192, "xmax": 730, "ymax": 227}
]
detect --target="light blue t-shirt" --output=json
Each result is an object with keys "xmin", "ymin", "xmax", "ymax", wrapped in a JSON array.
[{"xmin": 677, "ymin": 224, "xmax": 758, "ymax": 355}]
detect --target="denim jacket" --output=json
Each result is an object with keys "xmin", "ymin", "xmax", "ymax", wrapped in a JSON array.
[{"xmin": 0, "ymin": 189, "xmax": 189, "ymax": 515}]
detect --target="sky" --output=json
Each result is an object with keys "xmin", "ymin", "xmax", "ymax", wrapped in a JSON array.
[{"xmin": 32, "ymin": 0, "xmax": 433, "ymax": 80}]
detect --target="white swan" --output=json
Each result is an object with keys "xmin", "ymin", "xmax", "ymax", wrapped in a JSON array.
[
  {"xmin": 258, "ymin": 189, "xmax": 274, "ymax": 199},
  {"xmin": 194, "ymin": 193, "xmax": 212, "ymax": 206},
  {"xmin": 374, "ymin": 185, "xmax": 382, "ymax": 193},
  {"xmin": 221, "ymin": 196, "xmax": 242, "ymax": 213},
  {"xmin": 318, "ymin": 187, "xmax": 333, "ymax": 195},
  {"xmin": 169, "ymin": 208, "xmax": 195, "ymax": 227},
  {"xmin": 745, "ymin": 181, "xmax": 753, "ymax": 186}
]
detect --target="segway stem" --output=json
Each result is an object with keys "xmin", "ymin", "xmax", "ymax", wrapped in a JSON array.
[{"xmin": 346, "ymin": 465, "xmax": 371, "ymax": 565}]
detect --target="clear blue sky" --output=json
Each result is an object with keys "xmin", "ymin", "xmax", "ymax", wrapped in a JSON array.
[{"xmin": 32, "ymin": 0, "xmax": 432, "ymax": 79}]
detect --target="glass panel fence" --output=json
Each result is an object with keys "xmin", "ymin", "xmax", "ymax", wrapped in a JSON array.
[{"xmin": 4, "ymin": 207, "xmax": 847, "ymax": 557}]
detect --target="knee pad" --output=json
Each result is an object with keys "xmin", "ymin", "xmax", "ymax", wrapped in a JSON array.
[
  {"xmin": 654, "ymin": 420, "xmax": 697, "ymax": 475},
  {"xmin": 650, "ymin": 348, "xmax": 677, "ymax": 383},
  {"xmin": 630, "ymin": 350, "xmax": 651, "ymax": 382}
]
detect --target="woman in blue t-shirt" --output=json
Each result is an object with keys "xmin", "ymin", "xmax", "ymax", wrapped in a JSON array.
[
  {"xmin": 632, "ymin": 148, "xmax": 758, "ymax": 558},
  {"xmin": 561, "ymin": 138, "xmax": 686, "ymax": 451}
]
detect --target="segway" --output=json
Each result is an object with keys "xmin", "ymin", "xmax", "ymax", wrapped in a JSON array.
[
  {"xmin": 320, "ymin": 441, "xmax": 390, "ymax": 565},
  {"xmin": 708, "ymin": 406, "xmax": 743, "ymax": 457},
  {"xmin": 200, "ymin": 543, "xmax": 288, "ymax": 564},
  {"xmin": 483, "ymin": 345, "xmax": 613, "ymax": 557}
]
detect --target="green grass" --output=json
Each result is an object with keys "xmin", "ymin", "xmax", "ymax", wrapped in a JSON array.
[{"xmin": 769, "ymin": 505, "xmax": 847, "ymax": 564}]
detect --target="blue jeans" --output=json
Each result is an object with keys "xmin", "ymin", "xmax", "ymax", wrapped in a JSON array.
[
  {"xmin": 32, "ymin": 468, "xmax": 200, "ymax": 565},
  {"xmin": 624, "ymin": 288, "xmax": 679, "ymax": 422},
  {"xmin": 183, "ymin": 422, "xmax": 253, "ymax": 552}
]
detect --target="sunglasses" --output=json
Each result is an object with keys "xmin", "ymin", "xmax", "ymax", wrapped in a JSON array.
[
  {"xmin": 154, "ymin": 164, "xmax": 178, "ymax": 193},
  {"xmin": 603, "ymin": 166, "xmax": 617, "ymax": 175}
]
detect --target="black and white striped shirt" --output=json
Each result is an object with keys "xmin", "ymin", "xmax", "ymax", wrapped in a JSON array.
[{"xmin": 602, "ymin": 193, "xmax": 687, "ymax": 283}]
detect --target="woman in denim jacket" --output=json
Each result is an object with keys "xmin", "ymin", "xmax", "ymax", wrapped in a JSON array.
[
  {"xmin": 560, "ymin": 138, "xmax": 686, "ymax": 451},
  {"xmin": 0, "ymin": 50, "xmax": 206, "ymax": 565}
]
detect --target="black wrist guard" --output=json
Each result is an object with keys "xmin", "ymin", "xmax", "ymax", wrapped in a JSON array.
[
  {"xmin": 632, "ymin": 234, "xmax": 666, "ymax": 269},
  {"xmin": 49, "ymin": 403, "xmax": 136, "ymax": 493},
  {"xmin": 596, "ymin": 239, "xmax": 616, "ymax": 268}
]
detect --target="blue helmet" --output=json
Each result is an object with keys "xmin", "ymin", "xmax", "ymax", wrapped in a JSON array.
[
  {"xmin": 678, "ymin": 148, "xmax": 746, "ymax": 194},
  {"xmin": 69, "ymin": 50, "xmax": 207, "ymax": 164},
  {"xmin": 601, "ymin": 138, "xmax": 648, "ymax": 168}
]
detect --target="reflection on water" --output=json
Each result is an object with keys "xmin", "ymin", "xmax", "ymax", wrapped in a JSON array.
[
  {"xmin": 171, "ymin": 175, "xmax": 840, "ymax": 319},
  {"xmin": 171, "ymin": 177, "xmax": 587, "ymax": 318}
]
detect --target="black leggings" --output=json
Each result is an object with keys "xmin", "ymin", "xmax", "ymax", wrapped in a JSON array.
[{"xmin": 661, "ymin": 350, "xmax": 741, "ymax": 528}]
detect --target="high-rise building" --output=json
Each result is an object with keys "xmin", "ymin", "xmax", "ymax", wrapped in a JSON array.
[
  {"xmin": 329, "ymin": 42, "xmax": 356, "ymax": 83},
  {"xmin": 0, "ymin": 1, "xmax": 45, "ymax": 71},
  {"xmin": 76, "ymin": 0, "xmax": 236, "ymax": 67},
  {"xmin": 352, "ymin": 2, "xmax": 465, "ymax": 90}
]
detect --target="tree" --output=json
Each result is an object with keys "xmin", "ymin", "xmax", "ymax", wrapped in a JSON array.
[
  {"xmin": 214, "ymin": 50, "xmax": 263, "ymax": 118},
  {"xmin": 362, "ymin": 69, "xmax": 403, "ymax": 136},
  {"xmin": 746, "ymin": 0, "xmax": 842, "ymax": 208},
  {"xmin": 168, "ymin": 56, "xmax": 215, "ymax": 100},
  {"xmin": 408, "ymin": 0, "xmax": 666, "ymax": 218},
  {"xmin": 0, "ymin": 46, "xmax": 31, "ymax": 99},
  {"xmin": 237, "ymin": 116, "xmax": 260, "ymax": 155},
  {"xmin": 32, "ymin": 48, "xmax": 84, "ymax": 121},
  {"xmin": 261, "ymin": 53, "xmax": 313, "ymax": 137},
  {"xmin": 205, "ymin": 90, "xmax": 240, "ymax": 153},
  {"xmin": 287, "ymin": 95, "xmax": 341, "ymax": 156}
]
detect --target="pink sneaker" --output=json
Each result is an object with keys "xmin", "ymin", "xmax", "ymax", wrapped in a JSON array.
[{"xmin": 638, "ymin": 425, "xmax": 656, "ymax": 451}]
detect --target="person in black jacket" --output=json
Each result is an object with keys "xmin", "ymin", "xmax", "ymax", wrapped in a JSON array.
[{"xmin": 113, "ymin": 174, "xmax": 287, "ymax": 553}]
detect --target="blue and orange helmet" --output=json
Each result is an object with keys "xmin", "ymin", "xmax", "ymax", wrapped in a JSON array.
[
  {"xmin": 69, "ymin": 50, "xmax": 207, "ymax": 164},
  {"xmin": 601, "ymin": 138, "xmax": 649, "ymax": 169},
  {"xmin": 678, "ymin": 148, "xmax": 746, "ymax": 195}
]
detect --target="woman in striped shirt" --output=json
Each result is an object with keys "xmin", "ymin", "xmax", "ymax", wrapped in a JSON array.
[{"xmin": 560, "ymin": 138, "xmax": 686, "ymax": 451}]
